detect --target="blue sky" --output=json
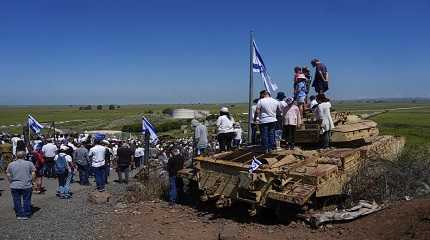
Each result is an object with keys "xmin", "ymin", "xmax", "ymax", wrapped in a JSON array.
[{"xmin": 0, "ymin": 0, "xmax": 429, "ymax": 105}]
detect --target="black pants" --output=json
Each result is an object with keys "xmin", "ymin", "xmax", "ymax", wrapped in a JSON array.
[
  {"xmin": 283, "ymin": 125, "xmax": 296, "ymax": 146},
  {"xmin": 45, "ymin": 157, "xmax": 56, "ymax": 178},
  {"xmin": 218, "ymin": 132, "xmax": 235, "ymax": 152},
  {"xmin": 322, "ymin": 130, "xmax": 331, "ymax": 148},
  {"xmin": 251, "ymin": 124, "xmax": 259, "ymax": 145},
  {"xmin": 57, "ymin": 171, "xmax": 68, "ymax": 188}
]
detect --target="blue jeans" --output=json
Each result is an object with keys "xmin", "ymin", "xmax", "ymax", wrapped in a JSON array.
[
  {"xmin": 64, "ymin": 171, "xmax": 72, "ymax": 196},
  {"xmin": 11, "ymin": 188, "xmax": 32, "ymax": 217},
  {"xmin": 260, "ymin": 122, "xmax": 276, "ymax": 152},
  {"xmin": 77, "ymin": 164, "xmax": 89, "ymax": 185},
  {"xmin": 94, "ymin": 166, "xmax": 106, "ymax": 191},
  {"xmin": 57, "ymin": 171, "xmax": 69, "ymax": 197},
  {"xmin": 169, "ymin": 176, "xmax": 177, "ymax": 204}
]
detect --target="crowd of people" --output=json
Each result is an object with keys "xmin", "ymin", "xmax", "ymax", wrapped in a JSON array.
[
  {"xmin": 215, "ymin": 58, "xmax": 333, "ymax": 153},
  {"xmin": 0, "ymin": 58, "xmax": 332, "ymax": 220}
]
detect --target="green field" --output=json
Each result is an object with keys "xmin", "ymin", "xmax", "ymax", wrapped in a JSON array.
[{"xmin": 1, "ymin": 101, "xmax": 430, "ymax": 146}]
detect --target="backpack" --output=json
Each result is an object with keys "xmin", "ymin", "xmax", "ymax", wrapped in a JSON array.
[{"xmin": 55, "ymin": 154, "xmax": 67, "ymax": 174}]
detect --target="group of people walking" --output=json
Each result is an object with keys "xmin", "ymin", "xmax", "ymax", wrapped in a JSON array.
[{"xmin": 1, "ymin": 135, "xmax": 144, "ymax": 219}]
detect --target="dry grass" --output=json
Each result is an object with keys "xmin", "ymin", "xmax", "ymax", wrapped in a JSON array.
[
  {"xmin": 345, "ymin": 145, "xmax": 430, "ymax": 203},
  {"xmin": 123, "ymin": 174, "xmax": 169, "ymax": 203}
]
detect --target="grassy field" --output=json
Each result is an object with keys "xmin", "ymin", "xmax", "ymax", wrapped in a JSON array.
[{"xmin": 1, "ymin": 100, "xmax": 429, "ymax": 146}]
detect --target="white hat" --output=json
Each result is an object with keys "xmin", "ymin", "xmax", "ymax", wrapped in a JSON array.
[
  {"xmin": 60, "ymin": 145, "xmax": 69, "ymax": 151},
  {"xmin": 220, "ymin": 107, "xmax": 229, "ymax": 113},
  {"xmin": 310, "ymin": 99, "xmax": 318, "ymax": 109}
]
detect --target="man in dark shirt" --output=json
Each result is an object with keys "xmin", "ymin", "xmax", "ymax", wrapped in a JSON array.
[
  {"xmin": 116, "ymin": 143, "xmax": 133, "ymax": 184},
  {"xmin": 311, "ymin": 58, "xmax": 329, "ymax": 94},
  {"xmin": 167, "ymin": 148, "xmax": 184, "ymax": 206}
]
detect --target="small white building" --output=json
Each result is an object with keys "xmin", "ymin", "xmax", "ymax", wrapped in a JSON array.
[{"xmin": 171, "ymin": 109, "xmax": 210, "ymax": 119}]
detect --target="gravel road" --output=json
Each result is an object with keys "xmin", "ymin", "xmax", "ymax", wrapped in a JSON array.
[{"xmin": 0, "ymin": 170, "xmax": 135, "ymax": 240}]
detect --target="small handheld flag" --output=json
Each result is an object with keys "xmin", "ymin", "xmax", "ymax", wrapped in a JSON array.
[
  {"xmin": 249, "ymin": 156, "xmax": 263, "ymax": 173},
  {"xmin": 252, "ymin": 40, "xmax": 278, "ymax": 94},
  {"xmin": 28, "ymin": 115, "xmax": 44, "ymax": 134},
  {"xmin": 142, "ymin": 117, "xmax": 158, "ymax": 144}
]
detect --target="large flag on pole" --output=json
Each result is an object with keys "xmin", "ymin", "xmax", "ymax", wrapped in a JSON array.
[
  {"xmin": 252, "ymin": 40, "xmax": 278, "ymax": 94},
  {"xmin": 142, "ymin": 117, "xmax": 158, "ymax": 144},
  {"xmin": 28, "ymin": 115, "xmax": 44, "ymax": 134}
]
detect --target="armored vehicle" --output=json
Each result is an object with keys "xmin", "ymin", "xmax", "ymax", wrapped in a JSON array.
[{"xmin": 179, "ymin": 113, "xmax": 404, "ymax": 215}]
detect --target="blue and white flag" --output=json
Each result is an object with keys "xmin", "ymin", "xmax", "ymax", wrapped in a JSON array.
[
  {"xmin": 142, "ymin": 117, "xmax": 158, "ymax": 144},
  {"xmin": 249, "ymin": 156, "xmax": 263, "ymax": 173},
  {"xmin": 28, "ymin": 115, "xmax": 44, "ymax": 134},
  {"xmin": 252, "ymin": 40, "xmax": 278, "ymax": 94}
]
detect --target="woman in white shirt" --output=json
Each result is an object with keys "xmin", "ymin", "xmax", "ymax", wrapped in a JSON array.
[
  {"xmin": 316, "ymin": 94, "xmax": 335, "ymax": 149},
  {"xmin": 216, "ymin": 107, "xmax": 235, "ymax": 152}
]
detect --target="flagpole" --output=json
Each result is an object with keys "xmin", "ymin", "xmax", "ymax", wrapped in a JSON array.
[{"xmin": 247, "ymin": 31, "xmax": 254, "ymax": 145}]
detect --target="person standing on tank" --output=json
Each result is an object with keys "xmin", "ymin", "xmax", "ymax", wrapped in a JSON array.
[
  {"xmin": 254, "ymin": 90, "xmax": 282, "ymax": 153},
  {"xmin": 311, "ymin": 58, "xmax": 329, "ymax": 94}
]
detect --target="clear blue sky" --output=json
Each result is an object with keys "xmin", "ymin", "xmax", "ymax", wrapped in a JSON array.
[{"xmin": 1, "ymin": 0, "xmax": 429, "ymax": 105}]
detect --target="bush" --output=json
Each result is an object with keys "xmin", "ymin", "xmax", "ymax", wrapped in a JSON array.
[
  {"xmin": 97, "ymin": 105, "xmax": 103, "ymax": 110},
  {"xmin": 108, "ymin": 104, "xmax": 116, "ymax": 110},
  {"xmin": 162, "ymin": 108, "xmax": 173, "ymax": 115},
  {"xmin": 79, "ymin": 105, "xmax": 92, "ymax": 110},
  {"xmin": 123, "ymin": 175, "xmax": 168, "ymax": 202},
  {"xmin": 121, "ymin": 123, "xmax": 141, "ymax": 133},
  {"xmin": 344, "ymin": 145, "xmax": 430, "ymax": 203}
]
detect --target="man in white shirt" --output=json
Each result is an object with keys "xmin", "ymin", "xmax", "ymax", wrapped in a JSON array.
[
  {"xmin": 42, "ymin": 139, "xmax": 58, "ymax": 178},
  {"xmin": 134, "ymin": 145, "xmax": 145, "ymax": 168},
  {"xmin": 254, "ymin": 90, "xmax": 281, "ymax": 153},
  {"xmin": 88, "ymin": 141, "xmax": 106, "ymax": 192}
]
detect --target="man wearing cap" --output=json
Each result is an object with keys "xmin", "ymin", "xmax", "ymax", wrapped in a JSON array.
[
  {"xmin": 216, "ymin": 107, "xmax": 235, "ymax": 152},
  {"xmin": 42, "ymin": 139, "xmax": 58, "ymax": 178},
  {"xmin": 311, "ymin": 58, "xmax": 329, "ymax": 94},
  {"xmin": 254, "ymin": 90, "xmax": 282, "ymax": 153}
]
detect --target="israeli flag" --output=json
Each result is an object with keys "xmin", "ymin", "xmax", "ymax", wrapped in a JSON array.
[
  {"xmin": 28, "ymin": 115, "xmax": 44, "ymax": 134},
  {"xmin": 249, "ymin": 156, "xmax": 263, "ymax": 173},
  {"xmin": 252, "ymin": 40, "xmax": 278, "ymax": 94},
  {"xmin": 142, "ymin": 117, "xmax": 158, "ymax": 144}
]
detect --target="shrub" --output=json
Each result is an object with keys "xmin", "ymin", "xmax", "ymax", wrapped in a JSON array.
[
  {"xmin": 96, "ymin": 105, "xmax": 103, "ymax": 110},
  {"xmin": 162, "ymin": 108, "xmax": 174, "ymax": 115},
  {"xmin": 108, "ymin": 104, "xmax": 116, "ymax": 110},
  {"xmin": 344, "ymin": 145, "xmax": 430, "ymax": 204}
]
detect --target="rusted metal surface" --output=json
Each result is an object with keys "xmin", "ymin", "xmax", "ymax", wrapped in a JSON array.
[{"xmin": 180, "ymin": 113, "xmax": 405, "ymax": 212}]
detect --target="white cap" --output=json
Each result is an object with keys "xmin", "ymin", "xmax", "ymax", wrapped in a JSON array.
[
  {"xmin": 310, "ymin": 99, "xmax": 318, "ymax": 109},
  {"xmin": 220, "ymin": 107, "xmax": 229, "ymax": 113},
  {"xmin": 60, "ymin": 145, "xmax": 69, "ymax": 151}
]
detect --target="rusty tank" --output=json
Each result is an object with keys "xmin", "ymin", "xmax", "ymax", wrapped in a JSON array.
[{"xmin": 178, "ymin": 113, "xmax": 405, "ymax": 215}]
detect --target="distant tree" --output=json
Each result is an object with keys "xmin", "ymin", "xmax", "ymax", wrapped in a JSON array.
[
  {"xmin": 162, "ymin": 108, "xmax": 174, "ymax": 115},
  {"xmin": 117, "ymin": 105, "xmax": 121, "ymax": 109},
  {"xmin": 97, "ymin": 105, "xmax": 103, "ymax": 110},
  {"xmin": 79, "ymin": 105, "xmax": 92, "ymax": 110},
  {"xmin": 109, "ymin": 104, "xmax": 116, "ymax": 110}
]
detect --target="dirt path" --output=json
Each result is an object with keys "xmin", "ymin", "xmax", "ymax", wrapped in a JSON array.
[{"xmin": 107, "ymin": 198, "xmax": 430, "ymax": 240}]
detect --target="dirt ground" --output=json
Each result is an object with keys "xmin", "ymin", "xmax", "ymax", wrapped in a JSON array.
[{"xmin": 106, "ymin": 198, "xmax": 430, "ymax": 240}]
